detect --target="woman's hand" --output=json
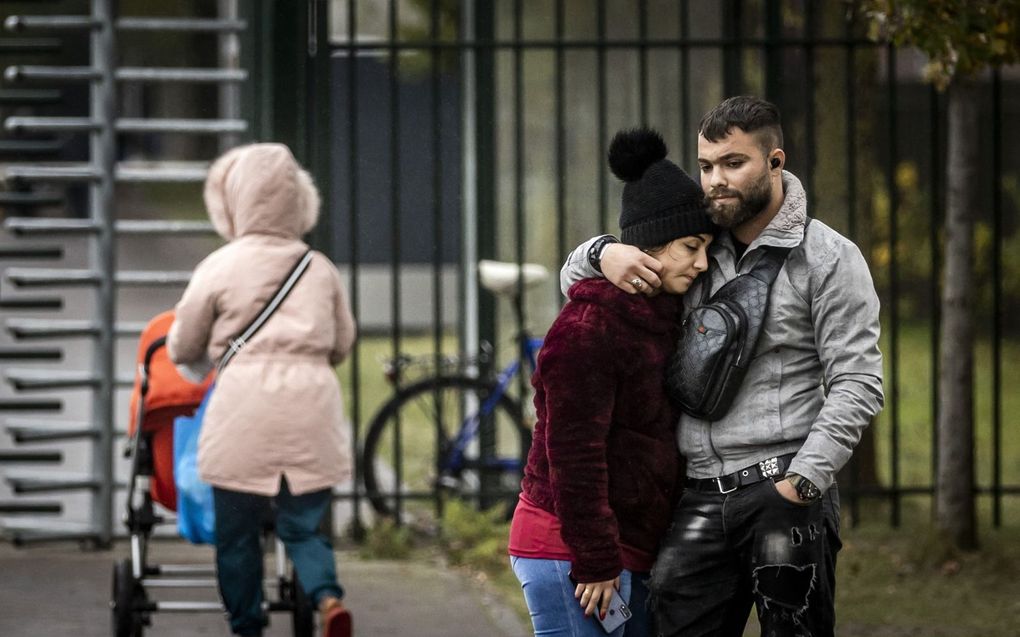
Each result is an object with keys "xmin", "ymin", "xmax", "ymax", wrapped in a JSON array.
[
  {"xmin": 600, "ymin": 243, "xmax": 662, "ymax": 295},
  {"xmin": 574, "ymin": 576, "xmax": 621, "ymax": 619}
]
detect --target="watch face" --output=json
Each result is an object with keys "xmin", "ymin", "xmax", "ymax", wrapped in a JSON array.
[{"xmin": 797, "ymin": 480, "xmax": 821, "ymax": 501}]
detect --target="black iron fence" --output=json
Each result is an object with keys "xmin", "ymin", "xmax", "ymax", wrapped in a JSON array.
[
  {"xmin": 2, "ymin": 0, "xmax": 1014, "ymax": 540},
  {"xmin": 322, "ymin": 0, "xmax": 1018, "ymax": 530}
]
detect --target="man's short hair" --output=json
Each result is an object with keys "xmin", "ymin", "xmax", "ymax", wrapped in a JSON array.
[{"xmin": 698, "ymin": 96, "xmax": 784, "ymax": 156}]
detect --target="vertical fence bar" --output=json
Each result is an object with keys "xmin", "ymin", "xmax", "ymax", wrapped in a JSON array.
[
  {"xmin": 472, "ymin": 0, "xmax": 497, "ymax": 387},
  {"xmin": 430, "ymin": 19, "xmax": 446, "ymax": 310},
  {"xmin": 638, "ymin": 0, "xmax": 648, "ymax": 126},
  {"xmin": 722, "ymin": 0, "xmax": 742, "ymax": 97},
  {"xmin": 269, "ymin": 4, "xmax": 306, "ymax": 159},
  {"xmin": 991, "ymin": 69, "xmax": 1003, "ymax": 527},
  {"xmin": 388, "ymin": 0, "xmax": 405, "ymax": 521},
  {"xmin": 803, "ymin": 0, "xmax": 816, "ymax": 205},
  {"xmin": 929, "ymin": 84, "xmax": 941, "ymax": 518},
  {"xmin": 885, "ymin": 45, "xmax": 901, "ymax": 527},
  {"xmin": 764, "ymin": 0, "xmax": 781, "ymax": 106},
  {"xmin": 430, "ymin": 0, "xmax": 445, "ymax": 521},
  {"xmin": 513, "ymin": 0, "xmax": 526, "ymax": 396},
  {"xmin": 679, "ymin": 0, "xmax": 691, "ymax": 168},
  {"xmin": 555, "ymin": 0, "xmax": 566, "ymax": 264},
  {"xmin": 845, "ymin": 37, "xmax": 858, "ymax": 242},
  {"xmin": 596, "ymin": 0, "xmax": 608, "ymax": 235},
  {"xmin": 345, "ymin": 0, "xmax": 365, "ymax": 535},
  {"xmin": 309, "ymin": 0, "xmax": 333, "ymax": 254},
  {"xmin": 307, "ymin": 0, "xmax": 336, "ymax": 536},
  {"xmin": 844, "ymin": 27, "xmax": 860, "ymax": 526},
  {"xmin": 218, "ymin": 0, "xmax": 242, "ymax": 151},
  {"xmin": 461, "ymin": 0, "xmax": 483, "ymax": 364},
  {"xmin": 91, "ymin": 0, "xmax": 117, "ymax": 547}
]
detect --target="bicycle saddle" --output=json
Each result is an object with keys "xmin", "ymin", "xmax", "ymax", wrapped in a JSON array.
[{"xmin": 478, "ymin": 259, "xmax": 549, "ymax": 296}]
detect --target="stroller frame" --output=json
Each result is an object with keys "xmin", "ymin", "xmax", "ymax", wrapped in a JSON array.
[{"xmin": 111, "ymin": 335, "xmax": 314, "ymax": 637}]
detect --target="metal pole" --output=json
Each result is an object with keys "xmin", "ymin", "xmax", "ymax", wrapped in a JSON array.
[
  {"xmin": 886, "ymin": 45, "xmax": 901, "ymax": 527},
  {"xmin": 91, "ymin": 0, "xmax": 117, "ymax": 548},
  {"xmin": 217, "ymin": 0, "xmax": 241, "ymax": 151},
  {"xmin": 460, "ymin": 0, "xmax": 479, "ymax": 369}
]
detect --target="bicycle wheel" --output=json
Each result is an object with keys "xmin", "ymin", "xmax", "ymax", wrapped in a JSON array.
[{"xmin": 362, "ymin": 375, "xmax": 530, "ymax": 528}]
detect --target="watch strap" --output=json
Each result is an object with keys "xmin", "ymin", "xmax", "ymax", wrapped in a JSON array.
[
  {"xmin": 786, "ymin": 472, "xmax": 822, "ymax": 501},
  {"xmin": 587, "ymin": 235, "xmax": 619, "ymax": 274}
]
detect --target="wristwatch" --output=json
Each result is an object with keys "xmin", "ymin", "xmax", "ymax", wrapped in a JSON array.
[
  {"xmin": 785, "ymin": 473, "xmax": 822, "ymax": 502},
  {"xmin": 587, "ymin": 235, "xmax": 619, "ymax": 274}
]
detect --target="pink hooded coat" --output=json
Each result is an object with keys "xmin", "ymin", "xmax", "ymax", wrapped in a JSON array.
[{"xmin": 168, "ymin": 144, "xmax": 356, "ymax": 496}]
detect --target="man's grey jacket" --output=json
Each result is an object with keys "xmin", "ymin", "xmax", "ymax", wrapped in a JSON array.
[{"xmin": 561, "ymin": 171, "xmax": 884, "ymax": 492}]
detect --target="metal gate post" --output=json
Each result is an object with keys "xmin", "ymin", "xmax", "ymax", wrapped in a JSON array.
[
  {"xmin": 89, "ymin": 0, "xmax": 116, "ymax": 549},
  {"xmin": 469, "ymin": 0, "xmax": 496, "ymax": 352}
]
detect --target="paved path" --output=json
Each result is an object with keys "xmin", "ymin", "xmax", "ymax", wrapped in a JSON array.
[{"xmin": 0, "ymin": 540, "xmax": 526, "ymax": 636}]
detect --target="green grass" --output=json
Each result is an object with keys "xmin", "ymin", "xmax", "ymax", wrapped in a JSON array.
[
  {"xmin": 831, "ymin": 521, "xmax": 1020, "ymax": 636},
  {"xmin": 874, "ymin": 323, "xmax": 1020, "ymax": 491}
]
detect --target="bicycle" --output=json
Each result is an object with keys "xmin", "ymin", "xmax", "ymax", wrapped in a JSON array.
[{"xmin": 361, "ymin": 259, "xmax": 549, "ymax": 529}]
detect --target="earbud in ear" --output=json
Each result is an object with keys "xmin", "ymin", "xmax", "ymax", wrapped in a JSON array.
[{"xmin": 770, "ymin": 157, "xmax": 780, "ymax": 169}]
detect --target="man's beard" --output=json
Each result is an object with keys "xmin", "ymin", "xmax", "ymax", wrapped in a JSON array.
[{"xmin": 705, "ymin": 169, "xmax": 772, "ymax": 228}]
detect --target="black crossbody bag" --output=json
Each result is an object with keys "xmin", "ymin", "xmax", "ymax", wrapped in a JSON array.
[{"xmin": 666, "ymin": 220, "xmax": 810, "ymax": 421}]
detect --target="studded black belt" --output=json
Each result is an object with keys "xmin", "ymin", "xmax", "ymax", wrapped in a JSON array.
[{"xmin": 684, "ymin": 453, "xmax": 797, "ymax": 494}]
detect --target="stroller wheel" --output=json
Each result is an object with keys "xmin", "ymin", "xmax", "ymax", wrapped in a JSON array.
[
  {"xmin": 290, "ymin": 575, "xmax": 314, "ymax": 637},
  {"xmin": 112, "ymin": 559, "xmax": 145, "ymax": 637}
]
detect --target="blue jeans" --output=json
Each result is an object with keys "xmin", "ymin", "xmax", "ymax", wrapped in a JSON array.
[
  {"xmin": 511, "ymin": 556, "xmax": 651, "ymax": 636},
  {"xmin": 213, "ymin": 479, "xmax": 344, "ymax": 636}
]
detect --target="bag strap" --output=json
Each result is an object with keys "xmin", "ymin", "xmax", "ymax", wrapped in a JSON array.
[
  {"xmin": 217, "ymin": 249, "xmax": 314, "ymax": 374},
  {"xmin": 704, "ymin": 217, "xmax": 812, "ymax": 299},
  {"xmin": 750, "ymin": 217, "xmax": 812, "ymax": 284}
]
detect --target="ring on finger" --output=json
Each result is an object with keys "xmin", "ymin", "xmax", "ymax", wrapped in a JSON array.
[{"xmin": 631, "ymin": 277, "xmax": 644, "ymax": 288}]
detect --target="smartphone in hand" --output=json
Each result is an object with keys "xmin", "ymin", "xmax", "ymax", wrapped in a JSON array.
[
  {"xmin": 569, "ymin": 572, "xmax": 633, "ymax": 634},
  {"xmin": 594, "ymin": 585, "xmax": 632, "ymax": 633}
]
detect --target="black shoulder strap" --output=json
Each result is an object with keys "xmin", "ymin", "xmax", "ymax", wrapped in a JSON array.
[
  {"xmin": 217, "ymin": 249, "xmax": 314, "ymax": 373},
  {"xmin": 747, "ymin": 216, "xmax": 812, "ymax": 286},
  {"xmin": 695, "ymin": 218, "xmax": 812, "ymax": 304}
]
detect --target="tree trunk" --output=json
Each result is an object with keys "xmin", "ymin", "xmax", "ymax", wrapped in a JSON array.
[{"xmin": 935, "ymin": 78, "xmax": 979, "ymax": 550}]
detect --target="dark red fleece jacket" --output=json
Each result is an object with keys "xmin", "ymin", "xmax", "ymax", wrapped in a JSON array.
[{"xmin": 521, "ymin": 278, "xmax": 684, "ymax": 582}]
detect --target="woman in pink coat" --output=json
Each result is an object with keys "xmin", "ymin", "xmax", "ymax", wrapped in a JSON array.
[{"xmin": 169, "ymin": 143, "xmax": 354, "ymax": 637}]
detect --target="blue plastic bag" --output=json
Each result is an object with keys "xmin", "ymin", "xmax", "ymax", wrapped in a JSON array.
[{"xmin": 173, "ymin": 385, "xmax": 216, "ymax": 544}]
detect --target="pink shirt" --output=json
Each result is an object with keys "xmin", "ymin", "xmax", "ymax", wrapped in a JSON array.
[{"xmin": 507, "ymin": 494, "xmax": 655, "ymax": 575}]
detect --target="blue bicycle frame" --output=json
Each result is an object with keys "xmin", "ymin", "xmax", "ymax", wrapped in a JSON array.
[{"xmin": 443, "ymin": 335, "xmax": 543, "ymax": 474}]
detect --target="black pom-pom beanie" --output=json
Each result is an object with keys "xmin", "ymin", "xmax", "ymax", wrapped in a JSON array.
[{"xmin": 608, "ymin": 128, "xmax": 716, "ymax": 247}]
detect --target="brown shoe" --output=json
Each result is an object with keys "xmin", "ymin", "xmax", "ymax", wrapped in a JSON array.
[{"xmin": 319, "ymin": 597, "xmax": 352, "ymax": 637}]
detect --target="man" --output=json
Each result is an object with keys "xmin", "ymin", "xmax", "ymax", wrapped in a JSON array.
[{"xmin": 560, "ymin": 96, "xmax": 884, "ymax": 636}]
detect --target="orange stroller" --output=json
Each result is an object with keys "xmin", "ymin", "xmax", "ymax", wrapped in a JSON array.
[
  {"xmin": 127, "ymin": 310, "xmax": 211, "ymax": 513},
  {"xmin": 112, "ymin": 310, "xmax": 315, "ymax": 637}
]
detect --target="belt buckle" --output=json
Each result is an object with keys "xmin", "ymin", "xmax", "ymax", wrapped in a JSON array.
[{"xmin": 714, "ymin": 476, "xmax": 738, "ymax": 494}]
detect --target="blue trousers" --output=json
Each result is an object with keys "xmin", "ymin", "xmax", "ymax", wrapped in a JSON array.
[
  {"xmin": 213, "ymin": 479, "xmax": 344, "ymax": 636},
  {"xmin": 511, "ymin": 556, "xmax": 651, "ymax": 636}
]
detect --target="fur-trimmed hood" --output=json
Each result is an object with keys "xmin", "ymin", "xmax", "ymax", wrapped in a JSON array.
[{"xmin": 203, "ymin": 143, "xmax": 320, "ymax": 241}]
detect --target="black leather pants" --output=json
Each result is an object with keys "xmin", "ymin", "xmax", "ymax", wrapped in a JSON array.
[{"xmin": 648, "ymin": 480, "xmax": 841, "ymax": 637}]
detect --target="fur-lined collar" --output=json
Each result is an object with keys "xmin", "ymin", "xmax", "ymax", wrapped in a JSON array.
[{"xmin": 567, "ymin": 278, "xmax": 682, "ymax": 333}]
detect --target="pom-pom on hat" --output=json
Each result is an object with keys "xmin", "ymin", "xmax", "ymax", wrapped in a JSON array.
[{"xmin": 608, "ymin": 128, "xmax": 715, "ymax": 247}]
